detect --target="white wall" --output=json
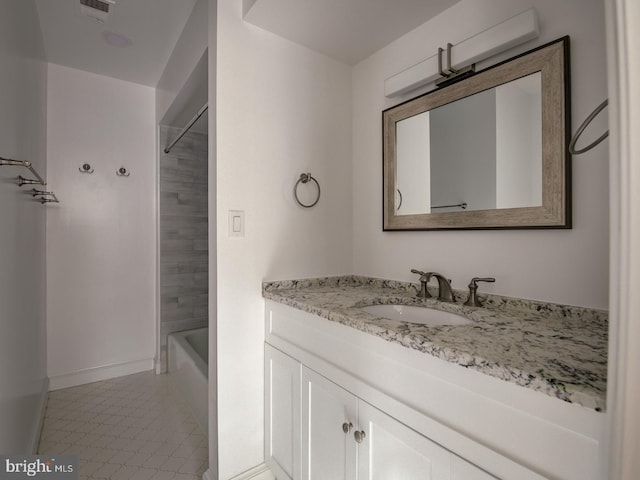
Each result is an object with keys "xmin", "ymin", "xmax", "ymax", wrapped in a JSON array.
[
  {"xmin": 156, "ymin": 0, "xmax": 208, "ymax": 126},
  {"xmin": 352, "ymin": 0, "xmax": 609, "ymax": 309},
  {"xmin": 0, "ymin": 0, "xmax": 48, "ymax": 454},
  {"xmin": 496, "ymin": 75, "xmax": 542, "ymax": 208},
  {"xmin": 46, "ymin": 64, "xmax": 157, "ymax": 389},
  {"xmin": 606, "ymin": 1, "xmax": 640, "ymax": 477},
  {"xmin": 215, "ymin": 0, "xmax": 353, "ymax": 476},
  {"xmin": 396, "ymin": 113, "xmax": 430, "ymax": 214},
  {"xmin": 207, "ymin": 1, "xmax": 218, "ymax": 476}
]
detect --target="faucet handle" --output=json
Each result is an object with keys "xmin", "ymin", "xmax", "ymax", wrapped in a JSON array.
[
  {"xmin": 464, "ymin": 277, "xmax": 495, "ymax": 307},
  {"xmin": 472, "ymin": 277, "xmax": 495, "ymax": 285},
  {"xmin": 410, "ymin": 269, "xmax": 431, "ymax": 298}
]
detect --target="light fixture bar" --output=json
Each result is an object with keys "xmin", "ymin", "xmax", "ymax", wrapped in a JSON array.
[{"xmin": 384, "ymin": 8, "xmax": 539, "ymax": 98}]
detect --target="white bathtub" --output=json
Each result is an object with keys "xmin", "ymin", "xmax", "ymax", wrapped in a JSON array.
[{"xmin": 168, "ymin": 327, "xmax": 208, "ymax": 436}]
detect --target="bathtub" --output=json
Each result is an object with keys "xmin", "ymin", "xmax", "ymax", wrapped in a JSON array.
[{"xmin": 168, "ymin": 327, "xmax": 208, "ymax": 436}]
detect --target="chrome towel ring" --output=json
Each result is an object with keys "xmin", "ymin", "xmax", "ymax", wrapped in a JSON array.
[
  {"xmin": 569, "ymin": 99, "xmax": 609, "ymax": 155},
  {"xmin": 294, "ymin": 172, "xmax": 320, "ymax": 208}
]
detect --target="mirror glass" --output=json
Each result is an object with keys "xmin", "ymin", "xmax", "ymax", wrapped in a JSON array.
[
  {"xmin": 396, "ymin": 73, "xmax": 541, "ymax": 215},
  {"xmin": 383, "ymin": 38, "xmax": 570, "ymax": 230}
]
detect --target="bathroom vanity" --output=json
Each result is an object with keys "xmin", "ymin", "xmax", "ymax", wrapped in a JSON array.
[{"xmin": 262, "ymin": 276, "xmax": 607, "ymax": 480}]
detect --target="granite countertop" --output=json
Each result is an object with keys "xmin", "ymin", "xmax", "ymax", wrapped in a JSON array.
[{"xmin": 262, "ymin": 275, "xmax": 608, "ymax": 411}]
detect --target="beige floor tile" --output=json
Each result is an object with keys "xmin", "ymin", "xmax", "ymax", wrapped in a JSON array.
[
  {"xmin": 153, "ymin": 443, "xmax": 178, "ymax": 457},
  {"xmin": 137, "ymin": 440, "xmax": 164, "ymax": 455},
  {"xmin": 141, "ymin": 455, "xmax": 170, "ymax": 470},
  {"xmin": 177, "ymin": 459, "xmax": 204, "ymax": 475},
  {"xmin": 92, "ymin": 447, "xmax": 118, "ymax": 463},
  {"xmin": 150, "ymin": 470, "xmax": 176, "ymax": 480},
  {"xmin": 107, "ymin": 450, "xmax": 136, "ymax": 466},
  {"xmin": 127, "ymin": 453, "xmax": 152, "ymax": 467},
  {"xmin": 169, "ymin": 445, "xmax": 194, "ymax": 459},
  {"xmin": 38, "ymin": 371, "xmax": 208, "ymax": 479},
  {"xmin": 92, "ymin": 462, "xmax": 121, "ymax": 479},
  {"xmin": 190, "ymin": 447, "xmax": 208, "ymax": 461},
  {"xmin": 130, "ymin": 468, "xmax": 157, "ymax": 480},
  {"xmin": 111, "ymin": 465, "xmax": 140, "ymax": 480},
  {"xmin": 159, "ymin": 457, "xmax": 185, "ymax": 473},
  {"xmin": 172, "ymin": 473, "xmax": 199, "ymax": 480},
  {"xmin": 78, "ymin": 461, "xmax": 104, "ymax": 477}
]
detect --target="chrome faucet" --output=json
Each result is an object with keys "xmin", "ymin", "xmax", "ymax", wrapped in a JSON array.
[
  {"xmin": 411, "ymin": 270, "xmax": 454, "ymax": 302},
  {"xmin": 427, "ymin": 272, "xmax": 455, "ymax": 302}
]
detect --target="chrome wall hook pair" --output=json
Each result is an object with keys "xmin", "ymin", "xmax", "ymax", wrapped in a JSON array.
[{"xmin": 78, "ymin": 163, "xmax": 130, "ymax": 176}]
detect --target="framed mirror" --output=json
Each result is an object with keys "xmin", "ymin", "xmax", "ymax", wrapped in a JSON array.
[{"xmin": 383, "ymin": 37, "xmax": 570, "ymax": 230}]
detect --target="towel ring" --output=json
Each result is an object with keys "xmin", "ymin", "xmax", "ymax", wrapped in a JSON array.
[
  {"xmin": 294, "ymin": 173, "xmax": 320, "ymax": 208},
  {"xmin": 569, "ymin": 99, "xmax": 609, "ymax": 155}
]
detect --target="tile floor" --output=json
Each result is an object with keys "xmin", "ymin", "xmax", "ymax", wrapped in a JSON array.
[{"xmin": 37, "ymin": 371, "xmax": 208, "ymax": 480}]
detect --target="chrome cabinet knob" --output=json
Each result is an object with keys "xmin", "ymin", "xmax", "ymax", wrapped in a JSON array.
[
  {"xmin": 354, "ymin": 430, "xmax": 366, "ymax": 443},
  {"xmin": 342, "ymin": 422, "xmax": 353, "ymax": 434}
]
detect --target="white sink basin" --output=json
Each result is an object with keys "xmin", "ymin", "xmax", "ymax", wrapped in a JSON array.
[{"xmin": 361, "ymin": 304, "xmax": 472, "ymax": 327}]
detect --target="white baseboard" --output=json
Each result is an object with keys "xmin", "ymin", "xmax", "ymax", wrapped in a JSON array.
[
  {"xmin": 229, "ymin": 463, "xmax": 274, "ymax": 480},
  {"xmin": 48, "ymin": 358, "xmax": 154, "ymax": 391},
  {"xmin": 30, "ymin": 376, "xmax": 49, "ymax": 453}
]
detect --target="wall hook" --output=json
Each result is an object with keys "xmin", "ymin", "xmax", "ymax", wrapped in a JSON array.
[
  {"xmin": 79, "ymin": 163, "xmax": 94, "ymax": 174},
  {"xmin": 116, "ymin": 167, "xmax": 130, "ymax": 177},
  {"xmin": 31, "ymin": 188, "xmax": 55, "ymax": 197}
]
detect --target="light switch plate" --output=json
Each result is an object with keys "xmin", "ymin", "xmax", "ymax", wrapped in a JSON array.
[{"xmin": 228, "ymin": 210, "xmax": 244, "ymax": 237}]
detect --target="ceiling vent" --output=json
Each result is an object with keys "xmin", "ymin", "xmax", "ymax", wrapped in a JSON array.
[{"xmin": 79, "ymin": 0, "xmax": 115, "ymax": 24}]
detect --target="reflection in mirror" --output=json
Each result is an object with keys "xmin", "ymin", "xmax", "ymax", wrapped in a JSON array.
[
  {"xmin": 383, "ymin": 37, "xmax": 570, "ymax": 230},
  {"xmin": 396, "ymin": 73, "xmax": 542, "ymax": 215}
]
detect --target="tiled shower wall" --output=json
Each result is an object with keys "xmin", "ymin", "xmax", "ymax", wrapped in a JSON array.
[{"xmin": 159, "ymin": 125, "xmax": 208, "ymax": 372}]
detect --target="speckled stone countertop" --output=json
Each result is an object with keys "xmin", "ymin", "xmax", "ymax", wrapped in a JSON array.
[{"xmin": 263, "ymin": 275, "xmax": 608, "ymax": 411}]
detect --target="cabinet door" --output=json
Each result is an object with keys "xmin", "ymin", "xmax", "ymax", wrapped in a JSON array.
[
  {"xmin": 357, "ymin": 401, "xmax": 451, "ymax": 480},
  {"xmin": 302, "ymin": 367, "xmax": 357, "ymax": 480},
  {"xmin": 265, "ymin": 344, "xmax": 301, "ymax": 480},
  {"xmin": 451, "ymin": 456, "xmax": 498, "ymax": 480}
]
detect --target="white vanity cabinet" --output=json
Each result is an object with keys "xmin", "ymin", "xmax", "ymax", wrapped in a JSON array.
[
  {"xmin": 301, "ymin": 367, "xmax": 357, "ymax": 480},
  {"xmin": 356, "ymin": 397, "xmax": 455, "ymax": 480},
  {"xmin": 265, "ymin": 345, "xmax": 301, "ymax": 480},
  {"xmin": 264, "ymin": 300, "xmax": 605, "ymax": 480},
  {"xmin": 266, "ymin": 344, "xmax": 495, "ymax": 480}
]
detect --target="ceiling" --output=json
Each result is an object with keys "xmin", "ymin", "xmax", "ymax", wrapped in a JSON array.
[
  {"xmin": 35, "ymin": 0, "xmax": 198, "ymax": 87},
  {"xmin": 243, "ymin": 0, "xmax": 462, "ymax": 65},
  {"xmin": 32, "ymin": 0, "xmax": 462, "ymax": 96}
]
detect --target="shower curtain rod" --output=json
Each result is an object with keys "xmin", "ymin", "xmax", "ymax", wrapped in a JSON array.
[{"xmin": 164, "ymin": 103, "xmax": 208, "ymax": 154}]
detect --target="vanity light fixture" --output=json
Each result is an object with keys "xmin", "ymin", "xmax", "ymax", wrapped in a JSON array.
[{"xmin": 384, "ymin": 8, "xmax": 540, "ymax": 98}]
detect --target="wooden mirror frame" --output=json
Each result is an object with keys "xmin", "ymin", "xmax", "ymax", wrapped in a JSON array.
[{"xmin": 383, "ymin": 37, "xmax": 571, "ymax": 231}]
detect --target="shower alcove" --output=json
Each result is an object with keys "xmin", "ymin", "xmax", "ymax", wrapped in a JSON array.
[{"xmin": 157, "ymin": 50, "xmax": 209, "ymax": 375}]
